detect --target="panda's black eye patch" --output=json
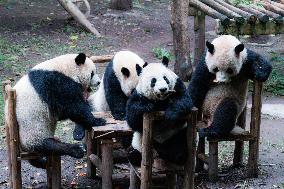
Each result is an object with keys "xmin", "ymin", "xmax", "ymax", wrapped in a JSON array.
[
  {"xmin": 213, "ymin": 67, "xmax": 219, "ymax": 73},
  {"xmin": 121, "ymin": 67, "xmax": 130, "ymax": 78},
  {"xmin": 163, "ymin": 76, "xmax": 170, "ymax": 84},
  {"xmin": 226, "ymin": 68, "xmax": 234, "ymax": 74},
  {"xmin": 91, "ymin": 71, "xmax": 94, "ymax": 78},
  {"xmin": 151, "ymin": 78, "xmax": 156, "ymax": 88}
]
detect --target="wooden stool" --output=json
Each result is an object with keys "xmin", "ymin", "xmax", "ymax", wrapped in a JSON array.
[
  {"xmin": 86, "ymin": 112, "xmax": 133, "ymax": 189},
  {"xmin": 2, "ymin": 81, "xmax": 61, "ymax": 189},
  {"xmin": 130, "ymin": 109, "xmax": 198, "ymax": 189},
  {"xmin": 196, "ymin": 80, "xmax": 263, "ymax": 182}
]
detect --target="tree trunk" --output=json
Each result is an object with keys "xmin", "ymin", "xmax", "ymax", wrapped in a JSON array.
[{"xmin": 110, "ymin": 0, "xmax": 133, "ymax": 10}]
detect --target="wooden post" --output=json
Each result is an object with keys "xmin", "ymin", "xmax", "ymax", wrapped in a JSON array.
[
  {"xmin": 171, "ymin": 0, "xmax": 192, "ymax": 81},
  {"xmin": 208, "ymin": 141, "xmax": 218, "ymax": 182},
  {"xmin": 195, "ymin": 137, "xmax": 205, "ymax": 172},
  {"xmin": 130, "ymin": 167, "xmax": 140, "ymax": 189},
  {"xmin": 47, "ymin": 155, "xmax": 61, "ymax": 188},
  {"xmin": 101, "ymin": 139, "xmax": 113, "ymax": 189},
  {"xmin": 7, "ymin": 88, "xmax": 22, "ymax": 189},
  {"xmin": 248, "ymin": 81, "xmax": 263, "ymax": 177},
  {"xmin": 233, "ymin": 107, "xmax": 247, "ymax": 167},
  {"xmin": 194, "ymin": 10, "xmax": 206, "ymax": 67},
  {"xmin": 183, "ymin": 108, "xmax": 198, "ymax": 189},
  {"xmin": 140, "ymin": 113, "xmax": 153, "ymax": 189},
  {"xmin": 86, "ymin": 130, "xmax": 97, "ymax": 178},
  {"xmin": 2, "ymin": 81, "xmax": 13, "ymax": 189},
  {"xmin": 166, "ymin": 172, "xmax": 177, "ymax": 189}
]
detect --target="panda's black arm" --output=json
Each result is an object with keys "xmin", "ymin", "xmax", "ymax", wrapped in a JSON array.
[
  {"xmin": 66, "ymin": 102, "xmax": 106, "ymax": 128},
  {"xmin": 104, "ymin": 61, "xmax": 128, "ymax": 120},
  {"xmin": 242, "ymin": 49, "xmax": 272, "ymax": 82},
  {"xmin": 165, "ymin": 78, "xmax": 194, "ymax": 121},
  {"xmin": 187, "ymin": 55, "xmax": 215, "ymax": 108}
]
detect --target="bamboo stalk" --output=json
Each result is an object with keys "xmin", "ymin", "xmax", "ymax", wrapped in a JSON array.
[{"xmin": 90, "ymin": 55, "xmax": 113, "ymax": 63}]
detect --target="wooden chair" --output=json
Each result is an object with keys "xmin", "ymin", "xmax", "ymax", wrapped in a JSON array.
[
  {"xmin": 196, "ymin": 80, "xmax": 263, "ymax": 182},
  {"xmin": 2, "ymin": 80, "xmax": 61, "ymax": 189},
  {"xmin": 129, "ymin": 109, "xmax": 198, "ymax": 189}
]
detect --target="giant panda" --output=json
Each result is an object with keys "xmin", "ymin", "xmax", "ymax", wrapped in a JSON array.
[
  {"xmin": 5, "ymin": 53, "xmax": 106, "ymax": 168},
  {"xmin": 73, "ymin": 50, "xmax": 147, "ymax": 140},
  {"xmin": 126, "ymin": 57, "xmax": 193, "ymax": 165},
  {"xmin": 188, "ymin": 35, "xmax": 272, "ymax": 137}
]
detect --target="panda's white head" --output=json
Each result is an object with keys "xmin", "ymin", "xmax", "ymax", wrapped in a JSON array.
[
  {"xmin": 33, "ymin": 53, "xmax": 101, "ymax": 89},
  {"xmin": 205, "ymin": 35, "xmax": 247, "ymax": 83},
  {"xmin": 112, "ymin": 50, "xmax": 147, "ymax": 96},
  {"xmin": 136, "ymin": 57, "xmax": 178, "ymax": 101}
]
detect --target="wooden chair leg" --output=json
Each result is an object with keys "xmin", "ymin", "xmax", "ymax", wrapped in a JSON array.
[
  {"xmin": 101, "ymin": 139, "xmax": 113, "ymax": 189},
  {"xmin": 167, "ymin": 172, "xmax": 177, "ymax": 189},
  {"xmin": 86, "ymin": 130, "xmax": 97, "ymax": 178},
  {"xmin": 129, "ymin": 167, "xmax": 139, "ymax": 189},
  {"xmin": 233, "ymin": 107, "xmax": 247, "ymax": 167},
  {"xmin": 7, "ymin": 89, "xmax": 22, "ymax": 189},
  {"xmin": 196, "ymin": 136, "xmax": 205, "ymax": 172},
  {"xmin": 248, "ymin": 81, "xmax": 262, "ymax": 177},
  {"xmin": 184, "ymin": 108, "xmax": 197, "ymax": 189},
  {"xmin": 208, "ymin": 141, "xmax": 218, "ymax": 182},
  {"xmin": 141, "ymin": 114, "xmax": 153, "ymax": 189},
  {"xmin": 47, "ymin": 155, "xmax": 61, "ymax": 189}
]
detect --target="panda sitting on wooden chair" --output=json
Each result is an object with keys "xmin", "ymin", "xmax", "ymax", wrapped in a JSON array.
[{"xmin": 188, "ymin": 35, "xmax": 272, "ymax": 138}]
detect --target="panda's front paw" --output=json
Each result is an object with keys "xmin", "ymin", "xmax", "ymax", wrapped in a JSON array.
[
  {"xmin": 112, "ymin": 113, "xmax": 126, "ymax": 121},
  {"xmin": 69, "ymin": 144, "xmax": 85, "ymax": 159},
  {"xmin": 95, "ymin": 118, "xmax": 106, "ymax": 126},
  {"xmin": 73, "ymin": 124, "xmax": 86, "ymax": 141}
]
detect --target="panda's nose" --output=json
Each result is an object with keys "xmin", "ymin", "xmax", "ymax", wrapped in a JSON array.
[
  {"xmin": 159, "ymin": 88, "xmax": 167, "ymax": 93},
  {"xmin": 97, "ymin": 81, "xmax": 101, "ymax": 86}
]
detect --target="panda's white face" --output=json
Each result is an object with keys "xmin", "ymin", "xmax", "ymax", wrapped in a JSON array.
[
  {"xmin": 205, "ymin": 35, "xmax": 247, "ymax": 83},
  {"xmin": 136, "ymin": 63, "xmax": 178, "ymax": 101},
  {"xmin": 78, "ymin": 57, "xmax": 101, "ymax": 88},
  {"xmin": 113, "ymin": 50, "xmax": 146, "ymax": 96}
]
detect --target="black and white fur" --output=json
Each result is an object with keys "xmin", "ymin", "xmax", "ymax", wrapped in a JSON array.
[
  {"xmin": 188, "ymin": 35, "xmax": 272, "ymax": 138},
  {"xmin": 73, "ymin": 50, "xmax": 147, "ymax": 140},
  {"xmin": 5, "ymin": 53, "xmax": 106, "ymax": 168},
  {"xmin": 126, "ymin": 57, "xmax": 193, "ymax": 165}
]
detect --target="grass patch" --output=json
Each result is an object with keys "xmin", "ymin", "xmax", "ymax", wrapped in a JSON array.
[
  {"xmin": 152, "ymin": 47, "xmax": 174, "ymax": 61},
  {"xmin": 264, "ymin": 52, "xmax": 284, "ymax": 96}
]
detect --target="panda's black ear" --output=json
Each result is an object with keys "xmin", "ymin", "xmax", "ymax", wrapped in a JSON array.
[
  {"xmin": 143, "ymin": 62, "xmax": 148, "ymax": 68},
  {"xmin": 206, "ymin": 41, "xmax": 214, "ymax": 54},
  {"xmin": 162, "ymin": 56, "xmax": 169, "ymax": 67},
  {"xmin": 75, "ymin": 53, "xmax": 86, "ymax": 65},
  {"xmin": 136, "ymin": 64, "xmax": 142, "ymax": 76},
  {"xmin": 235, "ymin": 43, "xmax": 245, "ymax": 55},
  {"xmin": 121, "ymin": 67, "xmax": 130, "ymax": 78}
]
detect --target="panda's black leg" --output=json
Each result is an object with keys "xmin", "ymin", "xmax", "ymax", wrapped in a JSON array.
[
  {"xmin": 28, "ymin": 157, "xmax": 47, "ymax": 169},
  {"xmin": 199, "ymin": 98, "xmax": 238, "ymax": 138},
  {"xmin": 73, "ymin": 124, "xmax": 86, "ymax": 141},
  {"xmin": 34, "ymin": 138, "xmax": 85, "ymax": 158}
]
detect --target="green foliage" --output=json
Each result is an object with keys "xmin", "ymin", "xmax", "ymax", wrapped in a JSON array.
[
  {"xmin": 263, "ymin": 52, "xmax": 284, "ymax": 96},
  {"xmin": 152, "ymin": 47, "xmax": 173, "ymax": 61}
]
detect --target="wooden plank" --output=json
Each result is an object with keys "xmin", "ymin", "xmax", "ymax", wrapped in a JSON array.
[
  {"xmin": 140, "ymin": 113, "xmax": 153, "ymax": 189},
  {"xmin": 208, "ymin": 132, "xmax": 254, "ymax": 142},
  {"xmin": 238, "ymin": 5, "xmax": 269, "ymax": 23},
  {"xmin": 189, "ymin": 0, "xmax": 230, "ymax": 25},
  {"xmin": 101, "ymin": 139, "xmax": 113, "ymax": 189},
  {"xmin": 51, "ymin": 155, "xmax": 61, "ymax": 188},
  {"xmin": 7, "ymin": 89, "xmax": 22, "ymax": 189},
  {"xmin": 197, "ymin": 153, "xmax": 209, "ymax": 164},
  {"xmin": 196, "ymin": 137, "xmax": 206, "ymax": 171},
  {"xmin": 90, "ymin": 55, "xmax": 113, "ymax": 63},
  {"xmin": 194, "ymin": 11, "xmax": 206, "ymax": 67},
  {"xmin": 248, "ymin": 81, "xmax": 263, "ymax": 177},
  {"xmin": 252, "ymin": 5, "xmax": 283, "ymax": 23},
  {"xmin": 208, "ymin": 141, "xmax": 218, "ymax": 182},
  {"xmin": 130, "ymin": 167, "xmax": 140, "ymax": 189},
  {"xmin": 233, "ymin": 107, "xmax": 247, "ymax": 167},
  {"xmin": 183, "ymin": 108, "xmax": 197, "ymax": 189},
  {"xmin": 261, "ymin": 1, "xmax": 284, "ymax": 16},
  {"xmin": 19, "ymin": 152, "xmax": 41, "ymax": 160},
  {"xmin": 171, "ymin": 0, "xmax": 192, "ymax": 81}
]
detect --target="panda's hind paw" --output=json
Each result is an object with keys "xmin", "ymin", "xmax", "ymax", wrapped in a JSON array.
[
  {"xmin": 69, "ymin": 144, "xmax": 85, "ymax": 159},
  {"xmin": 95, "ymin": 118, "xmax": 106, "ymax": 126}
]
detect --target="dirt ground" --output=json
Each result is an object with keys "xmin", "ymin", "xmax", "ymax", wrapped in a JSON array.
[{"xmin": 0, "ymin": 0, "xmax": 284, "ymax": 188}]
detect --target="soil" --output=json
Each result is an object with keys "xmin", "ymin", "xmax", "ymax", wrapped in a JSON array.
[{"xmin": 0, "ymin": 0, "xmax": 284, "ymax": 188}]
